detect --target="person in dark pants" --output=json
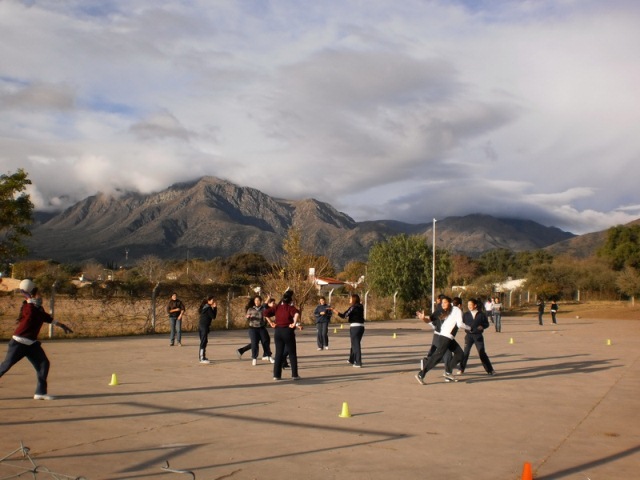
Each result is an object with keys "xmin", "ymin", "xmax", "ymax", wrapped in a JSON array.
[
  {"xmin": 458, "ymin": 298, "xmax": 495, "ymax": 376},
  {"xmin": 314, "ymin": 296, "xmax": 332, "ymax": 350},
  {"xmin": 197, "ymin": 296, "xmax": 217, "ymax": 364},
  {"xmin": 0, "ymin": 279, "xmax": 73, "ymax": 400},
  {"xmin": 415, "ymin": 296, "xmax": 470, "ymax": 385},
  {"xmin": 537, "ymin": 298, "xmax": 545, "ymax": 325},
  {"xmin": 332, "ymin": 294, "xmax": 365, "ymax": 368},
  {"xmin": 167, "ymin": 292, "xmax": 186, "ymax": 346},
  {"xmin": 263, "ymin": 290, "xmax": 301, "ymax": 381},
  {"xmin": 550, "ymin": 299, "xmax": 558, "ymax": 324},
  {"xmin": 237, "ymin": 296, "xmax": 274, "ymax": 365}
]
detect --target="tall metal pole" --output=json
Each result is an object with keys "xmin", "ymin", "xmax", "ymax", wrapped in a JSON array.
[{"xmin": 432, "ymin": 218, "xmax": 437, "ymax": 313}]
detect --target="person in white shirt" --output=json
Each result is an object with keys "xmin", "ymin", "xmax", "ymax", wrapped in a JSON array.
[
  {"xmin": 484, "ymin": 298, "xmax": 494, "ymax": 324},
  {"xmin": 415, "ymin": 296, "xmax": 470, "ymax": 385}
]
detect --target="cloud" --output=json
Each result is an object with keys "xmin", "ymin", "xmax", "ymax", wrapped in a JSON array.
[{"xmin": 0, "ymin": 0, "xmax": 639, "ymax": 236}]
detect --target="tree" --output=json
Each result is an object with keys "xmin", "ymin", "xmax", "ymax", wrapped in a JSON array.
[
  {"xmin": 0, "ymin": 169, "xmax": 34, "ymax": 264},
  {"xmin": 263, "ymin": 228, "xmax": 334, "ymax": 320},
  {"xmin": 135, "ymin": 255, "xmax": 166, "ymax": 282},
  {"xmin": 597, "ymin": 225, "xmax": 640, "ymax": 271},
  {"xmin": 616, "ymin": 266, "xmax": 640, "ymax": 302},
  {"xmin": 338, "ymin": 261, "xmax": 367, "ymax": 284},
  {"xmin": 449, "ymin": 254, "xmax": 479, "ymax": 286},
  {"xmin": 367, "ymin": 234, "xmax": 451, "ymax": 312}
]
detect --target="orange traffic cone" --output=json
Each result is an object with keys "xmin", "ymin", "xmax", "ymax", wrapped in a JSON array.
[{"xmin": 521, "ymin": 461, "xmax": 533, "ymax": 480}]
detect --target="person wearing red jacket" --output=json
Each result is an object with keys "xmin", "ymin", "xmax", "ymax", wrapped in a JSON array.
[{"xmin": 0, "ymin": 279, "xmax": 73, "ymax": 400}]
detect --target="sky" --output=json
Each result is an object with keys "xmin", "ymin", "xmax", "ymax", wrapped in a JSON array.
[{"xmin": 1, "ymin": 0, "xmax": 639, "ymax": 235}]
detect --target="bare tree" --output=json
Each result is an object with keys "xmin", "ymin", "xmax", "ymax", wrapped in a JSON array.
[
  {"xmin": 262, "ymin": 228, "xmax": 334, "ymax": 322},
  {"xmin": 136, "ymin": 255, "xmax": 166, "ymax": 282}
]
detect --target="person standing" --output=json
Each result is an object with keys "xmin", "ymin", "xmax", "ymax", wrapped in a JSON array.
[
  {"xmin": 537, "ymin": 298, "xmax": 545, "ymax": 325},
  {"xmin": 263, "ymin": 290, "xmax": 301, "ymax": 381},
  {"xmin": 484, "ymin": 297, "xmax": 494, "ymax": 324},
  {"xmin": 198, "ymin": 296, "xmax": 217, "ymax": 364},
  {"xmin": 167, "ymin": 292, "xmax": 186, "ymax": 346},
  {"xmin": 550, "ymin": 299, "xmax": 559, "ymax": 324},
  {"xmin": 0, "ymin": 280, "xmax": 73, "ymax": 400},
  {"xmin": 492, "ymin": 296, "xmax": 503, "ymax": 333},
  {"xmin": 333, "ymin": 294, "xmax": 365, "ymax": 368},
  {"xmin": 237, "ymin": 296, "xmax": 274, "ymax": 365},
  {"xmin": 314, "ymin": 297, "xmax": 332, "ymax": 350},
  {"xmin": 415, "ymin": 296, "xmax": 470, "ymax": 385},
  {"xmin": 458, "ymin": 298, "xmax": 496, "ymax": 376}
]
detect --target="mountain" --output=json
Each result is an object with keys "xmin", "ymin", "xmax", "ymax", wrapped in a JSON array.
[
  {"xmin": 26, "ymin": 176, "xmax": 576, "ymax": 268},
  {"xmin": 545, "ymin": 218, "xmax": 640, "ymax": 258}
]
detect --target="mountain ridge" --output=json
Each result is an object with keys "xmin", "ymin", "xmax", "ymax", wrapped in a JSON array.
[{"xmin": 26, "ymin": 176, "xmax": 579, "ymax": 268}]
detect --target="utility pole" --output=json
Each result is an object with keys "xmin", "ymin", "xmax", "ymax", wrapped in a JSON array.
[{"xmin": 432, "ymin": 218, "xmax": 437, "ymax": 313}]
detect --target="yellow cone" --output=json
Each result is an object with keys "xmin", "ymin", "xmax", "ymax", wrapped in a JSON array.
[
  {"xmin": 340, "ymin": 324, "xmax": 344, "ymax": 329},
  {"xmin": 334, "ymin": 328, "xmax": 338, "ymax": 334},
  {"xmin": 509, "ymin": 337, "xmax": 514, "ymax": 344},
  {"xmin": 606, "ymin": 339, "xmax": 612, "ymax": 346},
  {"xmin": 108, "ymin": 373, "xmax": 119, "ymax": 386},
  {"xmin": 393, "ymin": 332, "xmax": 397, "ymax": 339},
  {"xmin": 339, "ymin": 402, "xmax": 351, "ymax": 418}
]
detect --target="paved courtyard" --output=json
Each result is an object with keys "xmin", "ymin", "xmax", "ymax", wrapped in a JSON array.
[{"xmin": 1, "ymin": 315, "xmax": 639, "ymax": 479}]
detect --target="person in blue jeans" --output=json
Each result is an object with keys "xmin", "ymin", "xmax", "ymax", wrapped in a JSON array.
[
  {"xmin": 167, "ymin": 292, "xmax": 185, "ymax": 346},
  {"xmin": 314, "ymin": 297, "xmax": 332, "ymax": 350},
  {"xmin": 492, "ymin": 297, "xmax": 503, "ymax": 332}
]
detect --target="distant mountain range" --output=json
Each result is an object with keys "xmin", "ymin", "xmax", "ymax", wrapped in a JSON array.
[{"xmin": 26, "ymin": 176, "xmax": 597, "ymax": 269}]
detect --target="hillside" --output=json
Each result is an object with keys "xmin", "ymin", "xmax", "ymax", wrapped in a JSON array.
[{"xmin": 26, "ymin": 176, "xmax": 576, "ymax": 268}]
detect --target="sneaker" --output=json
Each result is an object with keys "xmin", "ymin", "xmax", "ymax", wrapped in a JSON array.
[
  {"xmin": 317, "ymin": 347, "xmax": 322, "ymax": 351},
  {"xmin": 488, "ymin": 370, "xmax": 497, "ymax": 376},
  {"xmin": 236, "ymin": 350, "xmax": 243, "ymax": 359},
  {"xmin": 252, "ymin": 359, "xmax": 257, "ymax": 366},
  {"xmin": 415, "ymin": 374, "xmax": 425, "ymax": 385},
  {"xmin": 169, "ymin": 343, "xmax": 174, "ymax": 347},
  {"xmin": 420, "ymin": 358, "xmax": 425, "ymax": 370},
  {"xmin": 268, "ymin": 356, "xmax": 275, "ymax": 364},
  {"xmin": 353, "ymin": 364, "xmax": 362, "ymax": 368},
  {"xmin": 443, "ymin": 373, "xmax": 458, "ymax": 383},
  {"xmin": 200, "ymin": 359, "xmax": 211, "ymax": 364},
  {"xmin": 456, "ymin": 370, "xmax": 463, "ymax": 375},
  {"xmin": 324, "ymin": 346, "xmax": 329, "ymax": 350},
  {"xmin": 282, "ymin": 363, "xmax": 289, "ymax": 369},
  {"xmin": 292, "ymin": 376, "xmax": 302, "ymax": 381},
  {"xmin": 273, "ymin": 377, "xmax": 282, "ymax": 381},
  {"xmin": 178, "ymin": 342, "xmax": 182, "ymax": 346},
  {"xmin": 262, "ymin": 356, "xmax": 269, "ymax": 360},
  {"xmin": 34, "ymin": 394, "xmax": 54, "ymax": 400}
]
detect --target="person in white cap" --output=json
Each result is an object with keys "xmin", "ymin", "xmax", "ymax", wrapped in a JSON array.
[{"xmin": 0, "ymin": 279, "xmax": 73, "ymax": 400}]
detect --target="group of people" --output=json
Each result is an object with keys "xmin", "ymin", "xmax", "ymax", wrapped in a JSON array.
[
  {"xmin": 415, "ymin": 295, "xmax": 496, "ymax": 385},
  {"xmin": 3, "ymin": 278, "xmax": 560, "ymax": 398},
  {"xmin": 536, "ymin": 298, "xmax": 559, "ymax": 325},
  {"xmin": 191, "ymin": 290, "xmax": 366, "ymax": 380}
]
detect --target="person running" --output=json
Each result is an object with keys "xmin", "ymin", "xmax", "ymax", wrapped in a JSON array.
[
  {"xmin": 263, "ymin": 290, "xmax": 301, "ymax": 381},
  {"xmin": 237, "ymin": 296, "xmax": 274, "ymax": 366},
  {"xmin": 314, "ymin": 296, "xmax": 332, "ymax": 350},
  {"xmin": 0, "ymin": 280, "xmax": 73, "ymax": 400},
  {"xmin": 458, "ymin": 298, "xmax": 496, "ymax": 376},
  {"xmin": 167, "ymin": 292, "xmax": 186, "ymax": 346},
  {"xmin": 198, "ymin": 296, "xmax": 217, "ymax": 364},
  {"xmin": 332, "ymin": 294, "xmax": 365, "ymax": 368},
  {"xmin": 492, "ymin": 296, "xmax": 503, "ymax": 332},
  {"xmin": 415, "ymin": 296, "xmax": 470, "ymax": 385}
]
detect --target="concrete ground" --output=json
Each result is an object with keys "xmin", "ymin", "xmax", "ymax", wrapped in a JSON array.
[{"xmin": 1, "ymin": 315, "xmax": 639, "ymax": 480}]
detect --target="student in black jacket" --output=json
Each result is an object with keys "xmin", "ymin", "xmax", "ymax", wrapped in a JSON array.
[
  {"xmin": 458, "ymin": 298, "xmax": 495, "ymax": 376},
  {"xmin": 198, "ymin": 296, "xmax": 217, "ymax": 364}
]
